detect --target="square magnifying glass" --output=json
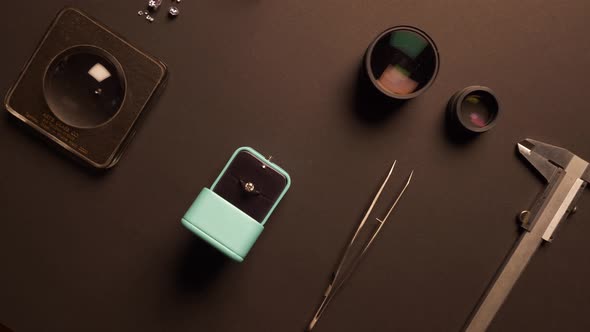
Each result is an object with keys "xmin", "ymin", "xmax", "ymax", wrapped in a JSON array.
[{"xmin": 4, "ymin": 7, "xmax": 168, "ymax": 169}]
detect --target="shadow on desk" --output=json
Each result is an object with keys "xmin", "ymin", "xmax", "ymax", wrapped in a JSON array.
[
  {"xmin": 0, "ymin": 322, "xmax": 13, "ymax": 332},
  {"xmin": 441, "ymin": 105, "xmax": 479, "ymax": 146},
  {"xmin": 352, "ymin": 67, "xmax": 408, "ymax": 125},
  {"xmin": 174, "ymin": 236, "xmax": 229, "ymax": 295}
]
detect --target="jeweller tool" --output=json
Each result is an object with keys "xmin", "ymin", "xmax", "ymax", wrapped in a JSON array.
[
  {"xmin": 464, "ymin": 138, "xmax": 590, "ymax": 332},
  {"xmin": 306, "ymin": 161, "xmax": 413, "ymax": 331}
]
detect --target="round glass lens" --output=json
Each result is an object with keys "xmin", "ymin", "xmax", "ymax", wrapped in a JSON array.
[
  {"xmin": 459, "ymin": 93, "xmax": 497, "ymax": 128},
  {"xmin": 369, "ymin": 28, "xmax": 438, "ymax": 97},
  {"xmin": 44, "ymin": 46, "xmax": 125, "ymax": 128}
]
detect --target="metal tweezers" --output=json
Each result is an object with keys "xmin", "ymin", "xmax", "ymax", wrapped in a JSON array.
[{"xmin": 306, "ymin": 161, "xmax": 413, "ymax": 331}]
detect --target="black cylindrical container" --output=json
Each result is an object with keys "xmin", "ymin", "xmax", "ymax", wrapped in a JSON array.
[
  {"xmin": 447, "ymin": 86, "xmax": 499, "ymax": 133},
  {"xmin": 364, "ymin": 26, "xmax": 440, "ymax": 100}
]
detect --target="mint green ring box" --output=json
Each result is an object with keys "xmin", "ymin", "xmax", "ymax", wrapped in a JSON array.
[{"xmin": 181, "ymin": 147, "xmax": 291, "ymax": 262}]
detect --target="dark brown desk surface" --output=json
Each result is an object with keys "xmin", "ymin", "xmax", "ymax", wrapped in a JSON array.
[{"xmin": 2, "ymin": 1, "xmax": 590, "ymax": 331}]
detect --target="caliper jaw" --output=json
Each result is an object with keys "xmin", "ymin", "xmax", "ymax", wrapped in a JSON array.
[
  {"xmin": 519, "ymin": 139, "xmax": 575, "ymax": 171},
  {"xmin": 517, "ymin": 138, "xmax": 589, "ymax": 242},
  {"xmin": 517, "ymin": 140, "xmax": 559, "ymax": 183}
]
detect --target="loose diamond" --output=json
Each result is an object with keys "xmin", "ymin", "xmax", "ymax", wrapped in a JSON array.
[
  {"xmin": 169, "ymin": 6, "xmax": 180, "ymax": 16},
  {"xmin": 138, "ymin": 10, "xmax": 145, "ymax": 16},
  {"xmin": 146, "ymin": 15, "xmax": 155, "ymax": 22},
  {"xmin": 148, "ymin": 0, "xmax": 162, "ymax": 10}
]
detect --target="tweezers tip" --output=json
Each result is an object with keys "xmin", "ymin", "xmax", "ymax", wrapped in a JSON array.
[
  {"xmin": 390, "ymin": 160, "xmax": 397, "ymax": 170},
  {"xmin": 386, "ymin": 161, "xmax": 397, "ymax": 176}
]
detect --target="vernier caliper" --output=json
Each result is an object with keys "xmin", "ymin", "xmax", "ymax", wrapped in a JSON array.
[{"xmin": 464, "ymin": 138, "xmax": 590, "ymax": 332}]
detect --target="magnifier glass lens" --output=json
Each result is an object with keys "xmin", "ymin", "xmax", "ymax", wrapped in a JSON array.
[
  {"xmin": 369, "ymin": 28, "xmax": 438, "ymax": 96},
  {"xmin": 44, "ymin": 46, "xmax": 125, "ymax": 128},
  {"xmin": 459, "ymin": 93, "xmax": 496, "ymax": 128}
]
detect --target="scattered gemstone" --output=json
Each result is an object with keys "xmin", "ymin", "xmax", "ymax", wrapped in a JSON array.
[
  {"xmin": 169, "ymin": 6, "xmax": 180, "ymax": 16},
  {"xmin": 145, "ymin": 15, "xmax": 155, "ymax": 22},
  {"xmin": 138, "ymin": 10, "xmax": 144, "ymax": 16},
  {"xmin": 148, "ymin": 0, "xmax": 162, "ymax": 9}
]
